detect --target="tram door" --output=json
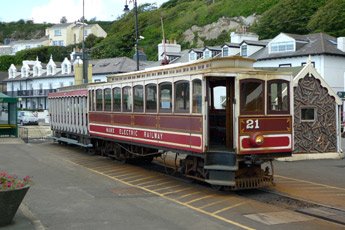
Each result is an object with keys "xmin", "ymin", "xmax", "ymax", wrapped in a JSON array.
[{"xmin": 207, "ymin": 78, "xmax": 234, "ymax": 150}]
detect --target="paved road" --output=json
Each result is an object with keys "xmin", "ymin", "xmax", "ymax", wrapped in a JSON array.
[
  {"xmin": 0, "ymin": 141, "xmax": 230, "ymax": 230},
  {"xmin": 1, "ymin": 139, "xmax": 344, "ymax": 230}
]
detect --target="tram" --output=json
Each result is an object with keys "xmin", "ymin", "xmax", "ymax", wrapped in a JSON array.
[{"xmin": 48, "ymin": 56, "xmax": 293, "ymax": 189}]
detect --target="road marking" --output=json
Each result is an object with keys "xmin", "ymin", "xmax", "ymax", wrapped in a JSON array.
[
  {"xmin": 136, "ymin": 178, "xmax": 167, "ymax": 186},
  {"xmin": 67, "ymin": 159, "xmax": 255, "ymax": 230},
  {"xmin": 276, "ymin": 175, "xmax": 345, "ymax": 191},
  {"xmin": 178, "ymin": 191, "xmax": 202, "ymax": 199},
  {"xmin": 162, "ymin": 188, "xmax": 193, "ymax": 196},
  {"xmin": 212, "ymin": 202, "xmax": 246, "ymax": 214},
  {"xmin": 145, "ymin": 181, "xmax": 174, "ymax": 188},
  {"xmin": 198, "ymin": 199, "xmax": 225, "ymax": 209},
  {"xmin": 127, "ymin": 175, "xmax": 160, "ymax": 183},
  {"xmin": 185, "ymin": 195, "xmax": 215, "ymax": 204},
  {"xmin": 118, "ymin": 174, "xmax": 144, "ymax": 180},
  {"xmin": 154, "ymin": 184, "xmax": 184, "ymax": 192}
]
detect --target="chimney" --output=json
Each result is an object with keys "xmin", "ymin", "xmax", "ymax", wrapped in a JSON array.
[
  {"xmin": 157, "ymin": 40, "xmax": 181, "ymax": 61},
  {"xmin": 230, "ymin": 32, "xmax": 259, "ymax": 43},
  {"xmin": 337, "ymin": 37, "xmax": 345, "ymax": 52}
]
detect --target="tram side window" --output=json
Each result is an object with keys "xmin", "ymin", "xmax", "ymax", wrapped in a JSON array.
[
  {"xmin": 96, "ymin": 89, "xmax": 103, "ymax": 111},
  {"xmin": 240, "ymin": 80, "xmax": 264, "ymax": 115},
  {"xmin": 268, "ymin": 80, "xmax": 289, "ymax": 114},
  {"xmin": 175, "ymin": 81, "xmax": 190, "ymax": 113},
  {"xmin": 133, "ymin": 85, "xmax": 144, "ymax": 112},
  {"xmin": 113, "ymin": 87, "xmax": 121, "ymax": 112},
  {"xmin": 159, "ymin": 82, "xmax": 172, "ymax": 113},
  {"xmin": 192, "ymin": 79, "xmax": 202, "ymax": 113},
  {"xmin": 146, "ymin": 84, "xmax": 157, "ymax": 112},
  {"xmin": 89, "ymin": 90, "xmax": 93, "ymax": 111},
  {"xmin": 122, "ymin": 86, "xmax": 132, "ymax": 112},
  {"xmin": 104, "ymin": 88, "xmax": 112, "ymax": 111}
]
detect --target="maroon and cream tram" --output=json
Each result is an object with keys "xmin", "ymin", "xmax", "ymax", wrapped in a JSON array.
[{"xmin": 48, "ymin": 56, "xmax": 293, "ymax": 189}]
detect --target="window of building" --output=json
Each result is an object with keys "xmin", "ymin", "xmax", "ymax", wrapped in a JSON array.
[
  {"xmin": 54, "ymin": 29, "xmax": 62, "ymax": 36},
  {"xmin": 204, "ymin": 50, "xmax": 211, "ymax": 59},
  {"xmin": 241, "ymin": 45, "xmax": 247, "ymax": 57},
  {"xmin": 59, "ymin": 82, "xmax": 64, "ymax": 88},
  {"xmin": 192, "ymin": 79, "xmax": 202, "ymax": 113},
  {"xmin": 113, "ymin": 87, "xmax": 121, "ymax": 112},
  {"xmin": 222, "ymin": 47, "xmax": 229, "ymax": 57},
  {"xmin": 270, "ymin": 41, "xmax": 294, "ymax": 53},
  {"xmin": 96, "ymin": 89, "xmax": 103, "ymax": 111},
  {"xmin": 301, "ymin": 108, "xmax": 316, "ymax": 122},
  {"xmin": 104, "ymin": 88, "xmax": 112, "ymax": 111},
  {"xmin": 145, "ymin": 84, "xmax": 157, "ymax": 112},
  {"xmin": 122, "ymin": 86, "xmax": 132, "ymax": 112},
  {"xmin": 301, "ymin": 62, "xmax": 315, "ymax": 67},
  {"xmin": 175, "ymin": 81, "xmax": 190, "ymax": 113},
  {"xmin": 279, "ymin": 63, "xmax": 292, "ymax": 67},
  {"xmin": 133, "ymin": 85, "xmax": 144, "ymax": 112},
  {"xmin": 159, "ymin": 82, "xmax": 172, "ymax": 113},
  {"xmin": 240, "ymin": 79, "xmax": 264, "ymax": 115},
  {"xmin": 268, "ymin": 80, "xmax": 289, "ymax": 114},
  {"xmin": 189, "ymin": 52, "xmax": 197, "ymax": 61}
]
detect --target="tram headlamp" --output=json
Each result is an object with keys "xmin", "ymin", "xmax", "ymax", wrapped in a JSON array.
[{"xmin": 249, "ymin": 132, "xmax": 264, "ymax": 147}]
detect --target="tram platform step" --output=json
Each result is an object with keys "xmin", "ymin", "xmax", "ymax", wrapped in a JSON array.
[{"xmin": 204, "ymin": 164, "xmax": 238, "ymax": 171}]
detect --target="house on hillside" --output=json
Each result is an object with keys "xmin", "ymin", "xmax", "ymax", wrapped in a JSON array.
[
  {"xmin": 9, "ymin": 37, "xmax": 50, "ymax": 54},
  {"xmin": 45, "ymin": 22, "xmax": 107, "ymax": 46}
]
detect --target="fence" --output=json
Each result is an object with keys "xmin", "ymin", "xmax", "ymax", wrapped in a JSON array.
[{"xmin": 18, "ymin": 126, "xmax": 52, "ymax": 143}]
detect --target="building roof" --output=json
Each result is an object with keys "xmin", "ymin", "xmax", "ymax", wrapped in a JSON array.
[
  {"xmin": 91, "ymin": 57, "xmax": 139, "ymax": 74},
  {"xmin": 250, "ymin": 33, "xmax": 345, "ymax": 60},
  {"xmin": 241, "ymin": 40, "xmax": 269, "ymax": 46},
  {"xmin": 222, "ymin": 42, "xmax": 240, "ymax": 48}
]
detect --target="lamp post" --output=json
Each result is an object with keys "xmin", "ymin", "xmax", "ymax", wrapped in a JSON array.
[
  {"xmin": 124, "ymin": 0, "xmax": 139, "ymax": 71},
  {"xmin": 82, "ymin": 0, "xmax": 88, "ymax": 83}
]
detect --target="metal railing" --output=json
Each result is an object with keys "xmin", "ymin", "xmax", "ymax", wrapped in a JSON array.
[{"xmin": 18, "ymin": 126, "xmax": 52, "ymax": 143}]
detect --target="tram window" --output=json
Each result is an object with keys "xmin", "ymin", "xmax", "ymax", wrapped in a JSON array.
[
  {"xmin": 192, "ymin": 79, "xmax": 202, "ymax": 113},
  {"xmin": 113, "ymin": 87, "xmax": 121, "ymax": 112},
  {"xmin": 175, "ymin": 81, "xmax": 190, "ymax": 113},
  {"xmin": 122, "ymin": 86, "xmax": 132, "ymax": 112},
  {"xmin": 96, "ymin": 89, "xmax": 103, "ymax": 111},
  {"xmin": 159, "ymin": 82, "xmax": 172, "ymax": 113},
  {"xmin": 89, "ymin": 90, "xmax": 93, "ymax": 111},
  {"xmin": 133, "ymin": 85, "xmax": 144, "ymax": 112},
  {"xmin": 240, "ymin": 80, "xmax": 264, "ymax": 115},
  {"xmin": 146, "ymin": 84, "xmax": 157, "ymax": 112},
  {"xmin": 213, "ymin": 86, "xmax": 226, "ymax": 110},
  {"xmin": 268, "ymin": 80, "xmax": 289, "ymax": 114},
  {"xmin": 104, "ymin": 88, "xmax": 112, "ymax": 111}
]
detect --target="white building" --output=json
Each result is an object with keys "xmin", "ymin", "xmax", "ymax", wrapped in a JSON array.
[{"xmin": 4, "ymin": 55, "xmax": 139, "ymax": 110}]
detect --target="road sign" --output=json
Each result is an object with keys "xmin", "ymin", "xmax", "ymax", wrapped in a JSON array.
[{"xmin": 337, "ymin": 91, "xmax": 345, "ymax": 99}]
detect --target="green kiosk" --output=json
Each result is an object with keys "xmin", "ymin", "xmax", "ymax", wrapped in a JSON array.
[{"xmin": 0, "ymin": 92, "xmax": 18, "ymax": 137}]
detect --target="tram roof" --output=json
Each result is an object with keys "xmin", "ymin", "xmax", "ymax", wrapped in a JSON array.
[{"xmin": 106, "ymin": 56, "xmax": 284, "ymax": 83}]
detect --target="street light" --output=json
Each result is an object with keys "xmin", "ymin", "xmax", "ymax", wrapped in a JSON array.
[{"xmin": 124, "ymin": 0, "xmax": 140, "ymax": 71}]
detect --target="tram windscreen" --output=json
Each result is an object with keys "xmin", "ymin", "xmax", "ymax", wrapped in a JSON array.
[{"xmin": 240, "ymin": 80, "xmax": 264, "ymax": 114}]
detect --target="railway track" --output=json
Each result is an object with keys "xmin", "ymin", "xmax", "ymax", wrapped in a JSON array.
[{"xmin": 53, "ymin": 144, "xmax": 345, "ymax": 229}]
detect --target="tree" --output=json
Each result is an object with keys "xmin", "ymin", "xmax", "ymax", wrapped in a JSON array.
[
  {"xmin": 60, "ymin": 16, "xmax": 67, "ymax": 24},
  {"xmin": 252, "ymin": 0, "xmax": 326, "ymax": 38},
  {"xmin": 308, "ymin": 0, "xmax": 345, "ymax": 36}
]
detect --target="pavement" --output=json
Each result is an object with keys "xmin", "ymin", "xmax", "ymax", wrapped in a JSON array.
[
  {"xmin": 1, "ymin": 136, "xmax": 344, "ymax": 230},
  {"xmin": 0, "ymin": 140, "xmax": 231, "ymax": 230}
]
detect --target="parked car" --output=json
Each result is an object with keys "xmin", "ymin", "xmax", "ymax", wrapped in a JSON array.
[{"xmin": 18, "ymin": 111, "xmax": 39, "ymax": 125}]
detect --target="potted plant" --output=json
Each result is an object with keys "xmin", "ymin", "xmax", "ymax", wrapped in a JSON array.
[{"xmin": 0, "ymin": 171, "xmax": 31, "ymax": 227}]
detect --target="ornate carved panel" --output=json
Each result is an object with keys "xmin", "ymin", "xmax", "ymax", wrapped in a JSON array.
[{"xmin": 294, "ymin": 75, "xmax": 337, "ymax": 153}]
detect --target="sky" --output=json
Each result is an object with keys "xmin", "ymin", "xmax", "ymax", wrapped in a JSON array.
[{"xmin": 0, "ymin": 0, "xmax": 169, "ymax": 23}]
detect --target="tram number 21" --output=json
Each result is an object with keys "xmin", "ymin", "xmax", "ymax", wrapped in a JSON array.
[{"xmin": 246, "ymin": 119, "xmax": 260, "ymax": 129}]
